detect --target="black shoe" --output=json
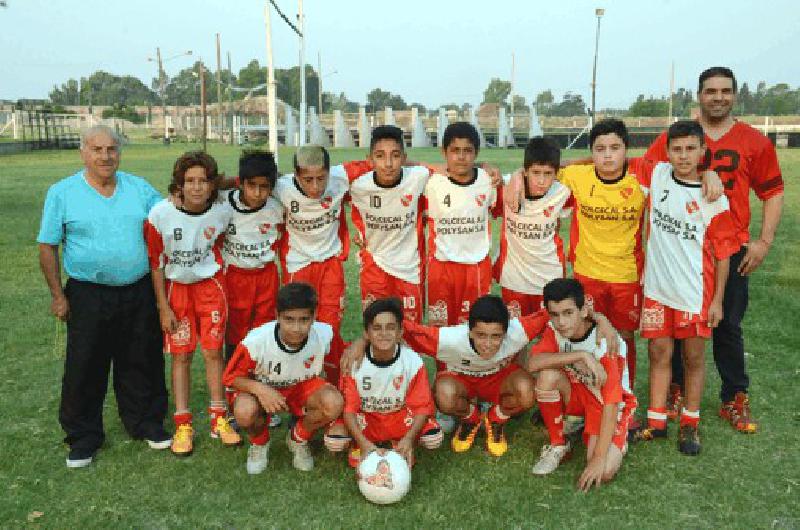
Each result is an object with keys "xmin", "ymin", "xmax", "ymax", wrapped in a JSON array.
[
  {"xmin": 678, "ymin": 425, "xmax": 701, "ymax": 456},
  {"xmin": 144, "ymin": 425, "xmax": 172, "ymax": 450},
  {"xmin": 629, "ymin": 425, "xmax": 668, "ymax": 443},
  {"xmin": 66, "ymin": 447, "xmax": 96, "ymax": 468},
  {"xmin": 530, "ymin": 408, "xmax": 543, "ymax": 427}
]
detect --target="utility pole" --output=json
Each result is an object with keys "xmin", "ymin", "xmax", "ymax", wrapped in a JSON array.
[
  {"xmin": 265, "ymin": 2, "xmax": 278, "ymax": 159},
  {"xmin": 200, "ymin": 60, "xmax": 207, "ymax": 152},
  {"xmin": 510, "ymin": 51, "xmax": 515, "ymax": 128},
  {"xmin": 318, "ymin": 51, "xmax": 323, "ymax": 115},
  {"xmin": 216, "ymin": 33, "xmax": 223, "ymax": 143},
  {"xmin": 590, "ymin": 8, "xmax": 605, "ymax": 127},
  {"xmin": 668, "ymin": 61, "xmax": 675, "ymax": 120},
  {"xmin": 227, "ymin": 51, "xmax": 234, "ymax": 144},
  {"xmin": 298, "ymin": 0, "xmax": 306, "ymax": 145},
  {"xmin": 156, "ymin": 47, "xmax": 168, "ymax": 141}
]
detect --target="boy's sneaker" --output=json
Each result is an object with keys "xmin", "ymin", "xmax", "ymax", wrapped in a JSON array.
[
  {"xmin": 719, "ymin": 392, "xmax": 758, "ymax": 433},
  {"xmin": 246, "ymin": 441, "xmax": 270, "ymax": 474},
  {"xmin": 436, "ymin": 411, "xmax": 456, "ymax": 434},
  {"xmin": 529, "ymin": 408, "xmax": 543, "ymax": 427},
  {"xmin": 286, "ymin": 432, "xmax": 314, "ymax": 471},
  {"xmin": 171, "ymin": 424, "xmax": 194, "ymax": 457},
  {"xmin": 484, "ymin": 417, "xmax": 508, "ymax": 457},
  {"xmin": 144, "ymin": 426, "xmax": 172, "ymax": 450},
  {"xmin": 269, "ymin": 415, "xmax": 282, "ymax": 428},
  {"xmin": 666, "ymin": 384, "xmax": 683, "ymax": 421},
  {"xmin": 212, "ymin": 416, "xmax": 243, "ymax": 447},
  {"xmin": 66, "ymin": 447, "xmax": 96, "ymax": 469},
  {"xmin": 531, "ymin": 442, "xmax": 571, "ymax": 475},
  {"xmin": 629, "ymin": 425, "xmax": 668, "ymax": 443},
  {"xmin": 348, "ymin": 447, "xmax": 361, "ymax": 468},
  {"xmin": 451, "ymin": 418, "xmax": 482, "ymax": 453},
  {"xmin": 678, "ymin": 425, "xmax": 701, "ymax": 456}
]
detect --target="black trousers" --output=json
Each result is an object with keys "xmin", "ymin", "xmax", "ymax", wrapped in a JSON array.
[
  {"xmin": 671, "ymin": 247, "xmax": 750, "ymax": 402},
  {"xmin": 59, "ymin": 274, "xmax": 167, "ymax": 450}
]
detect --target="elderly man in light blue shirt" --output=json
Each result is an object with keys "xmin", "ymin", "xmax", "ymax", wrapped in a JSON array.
[{"xmin": 38, "ymin": 125, "xmax": 170, "ymax": 468}]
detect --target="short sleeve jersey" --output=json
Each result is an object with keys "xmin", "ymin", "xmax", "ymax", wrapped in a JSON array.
[
  {"xmin": 272, "ymin": 165, "xmax": 350, "ymax": 273},
  {"xmin": 423, "ymin": 168, "xmax": 497, "ymax": 264},
  {"xmin": 37, "ymin": 171, "xmax": 162, "ymax": 286},
  {"xmin": 223, "ymin": 321, "xmax": 332, "ymax": 389},
  {"xmin": 144, "ymin": 199, "xmax": 231, "ymax": 283},
  {"xmin": 494, "ymin": 179, "xmax": 573, "ymax": 294},
  {"xmin": 348, "ymin": 165, "xmax": 429, "ymax": 284},
  {"xmin": 220, "ymin": 190, "xmax": 285, "ymax": 269},
  {"xmin": 342, "ymin": 345, "xmax": 434, "ymax": 416},
  {"xmin": 559, "ymin": 164, "xmax": 646, "ymax": 283},
  {"xmin": 402, "ymin": 312, "xmax": 549, "ymax": 377},
  {"xmin": 644, "ymin": 121, "xmax": 784, "ymax": 246},
  {"xmin": 639, "ymin": 162, "xmax": 740, "ymax": 314}
]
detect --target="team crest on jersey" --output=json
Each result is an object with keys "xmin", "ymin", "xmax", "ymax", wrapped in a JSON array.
[
  {"xmin": 304, "ymin": 356, "xmax": 316, "ymax": 369},
  {"xmin": 507, "ymin": 300, "xmax": 522, "ymax": 319},
  {"xmin": 686, "ymin": 200, "xmax": 700, "ymax": 214},
  {"xmin": 259, "ymin": 223, "xmax": 272, "ymax": 234},
  {"xmin": 400, "ymin": 194, "xmax": 413, "ymax": 207},
  {"xmin": 392, "ymin": 375, "xmax": 404, "ymax": 390},
  {"xmin": 620, "ymin": 187, "xmax": 634, "ymax": 199},
  {"xmin": 171, "ymin": 317, "xmax": 191, "ymax": 347},
  {"xmin": 475, "ymin": 193, "xmax": 487, "ymax": 207},
  {"xmin": 203, "ymin": 226, "xmax": 216, "ymax": 240},
  {"xmin": 427, "ymin": 300, "xmax": 448, "ymax": 325},
  {"xmin": 320, "ymin": 196, "xmax": 333, "ymax": 209},
  {"xmin": 641, "ymin": 304, "xmax": 665, "ymax": 330},
  {"xmin": 543, "ymin": 205, "xmax": 555, "ymax": 218}
]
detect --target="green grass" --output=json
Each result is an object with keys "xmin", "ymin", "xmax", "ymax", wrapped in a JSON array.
[{"xmin": 1, "ymin": 144, "xmax": 798, "ymax": 528}]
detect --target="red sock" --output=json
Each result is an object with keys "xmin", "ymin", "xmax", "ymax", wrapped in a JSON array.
[
  {"xmin": 647, "ymin": 407, "xmax": 668, "ymax": 430},
  {"xmin": 208, "ymin": 405, "xmax": 227, "ymax": 431},
  {"xmin": 487, "ymin": 404, "xmax": 510, "ymax": 424},
  {"xmin": 173, "ymin": 411, "xmax": 193, "ymax": 427},
  {"xmin": 250, "ymin": 425, "xmax": 270, "ymax": 445},
  {"xmin": 679, "ymin": 408, "xmax": 700, "ymax": 428},
  {"xmin": 536, "ymin": 389, "xmax": 565, "ymax": 446},
  {"xmin": 462, "ymin": 404, "xmax": 480, "ymax": 424},
  {"xmin": 291, "ymin": 418, "xmax": 312, "ymax": 443},
  {"xmin": 623, "ymin": 336, "xmax": 637, "ymax": 389}
]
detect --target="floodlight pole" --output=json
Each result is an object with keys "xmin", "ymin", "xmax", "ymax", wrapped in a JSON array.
[
  {"xmin": 199, "ymin": 60, "xmax": 207, "ymax": 152},
  {"xmin": 298, "ymin": 0, "xmax": 306, "ymax": 145},
  {"xmin": 156, "ymin": 47, "xmax": 168, "ymax": 141},
  {"xmin": 265, "ymin": 3, "xmax": 279, "ymax": 159},
  {"xmin": 318, "ymin": 51, "xmax": 323, "ymax": 115},
  {"xmin": 590, "ymin": 8, "xmax": 604, "ymax": 128},
  {"xmin": 216, "ymin": 33, "xmax": 223, "ymax": 143}
]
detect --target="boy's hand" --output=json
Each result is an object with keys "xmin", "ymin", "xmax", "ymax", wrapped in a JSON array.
[
  {"xmin": 707, "ymin": 299, "xmax": 724, "ymax": 328},
  {"xmin": 593, "ymin": 313, "xmax": 620, "ymax": 357},
  {"xmin": 352, "ymin": 231, "xmax": 366, "ymax": 249},
  {"xmin": 582, "ymin": 352, "xmax": 607, "ymax": 388},
  {"xmin": 50, "ymin": 294, "xmax": 70, "ymax": 321},
  {"xmin": 395, "ymin": 435, "xmax": 415, "ymax": 466},
  {"xmin": 256, "ymin": 386, "xmax": 288, "ymax": 414},
  {"xmin": 359, "ymin": 441, "xmax": 379, "ymax": 461},
  {"xmin": 158, "ymin": 306, "xmax": 178, "ymax": 334},
  {"xmin": 577, "ymin": 456, "xmax": 606, "ymax": 492},
  {"xmin": 341, "ymin": 337, "xmax": 368, "ymax": 374},
  {"xmin": 479, "ymin": 163, "xmax": 503, "ymax": 188},
  {"xmin": 701, "ymin": 170, "xmax": 724, "ymax": 202}
]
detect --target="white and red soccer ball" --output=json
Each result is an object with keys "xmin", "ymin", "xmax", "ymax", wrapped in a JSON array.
[{"xmin": 357, "ymin": 449, "xmax": 411, "ymax": 505}]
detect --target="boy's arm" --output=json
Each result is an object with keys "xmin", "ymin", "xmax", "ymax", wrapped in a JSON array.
[
  {"xmin": 38, "ymin": 244, "xmax": 69, "ymax": 321},
  {"xmin": 150, "ymin": 268, "xmax": 176, "ymax": 335},
  {"xmin": 577, "ymin": 402, "xmax": 617, "ymax": 492},
  {"xmin": 708, "ymin": 257, "xmax": 729, "ymax": 328},
  {"xmin": 401, "ymin": 320, "xmax": 441, "ymax": 358},
  {"xmin": 343, "ymin": 412, "xmax": 378, "ymax": 458},
  {"xmin": 224, "ymin": 343, "xmax": 288, "ymax": 414}
]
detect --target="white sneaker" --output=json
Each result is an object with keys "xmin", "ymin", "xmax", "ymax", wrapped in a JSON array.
[
  {"xmin": 286, "ymin": 432, "xmax": 314, "ymax": 471},
  {"xmin": 269, "ymin": 415, "xmax": 282, "ymax": 428},
  {"xmin": 246, "ymin": 441, "xmax": 270, "ymax": 475},
  {"xmin": 531, "ymin": 443, "xmax": 571, "ymax": 476},
  {"xmin": 436, "ymin": 411, "xmax": 456, "ymax": 434}
]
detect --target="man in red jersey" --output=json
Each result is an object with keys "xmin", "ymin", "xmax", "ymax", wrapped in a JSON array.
[{"xmin": 643, "ymin": 67, "xmax": 784, "ymax": 433}]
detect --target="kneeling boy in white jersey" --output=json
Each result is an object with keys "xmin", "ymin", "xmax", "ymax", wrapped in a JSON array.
[{"xmin": 223, "ymin": 282, "xmax": 344, "ymax": 474}]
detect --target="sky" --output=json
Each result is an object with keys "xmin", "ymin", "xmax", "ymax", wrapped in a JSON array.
[{"xmin": 1, "ymin": 0, "xmax": 799, "ymax": 109}]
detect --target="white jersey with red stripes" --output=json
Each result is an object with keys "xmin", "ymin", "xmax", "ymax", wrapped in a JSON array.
[
  {"xmin": 221, "ymin": 190, "xmax": 285, "ymax": 269},
  {"xmin": 144, "ymin": 199, "xmax": 230, "ymax": 283},
  {"xmin": 344, "ymin": 344, "xmax": 431, "ymax": 414},
  {"xmin": 424, "ymin": 168, "xmax": 496, "ymax": 264},
  {"xmin": 402, "ymin": 313, "xmax": 549, "ymax": 377},
  {"xmin": 349, "ymin": 166, "xmax": 429, "ymax": 284},
  {"xmin": 273, "ymin": 165, "xmax": 349, "ymax": 274},
  {"xmin": 494, "ymin": 180, "xmax": 572, "ymax": 294},
  {"xmin": 641, "ymin": 162, "xmax": 739, "ymax": 314},
  {"xmin": 236, "ymin": 320, "xmax": 332, "ymax": 389}
]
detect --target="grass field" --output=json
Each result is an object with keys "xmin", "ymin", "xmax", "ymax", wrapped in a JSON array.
[{"xmin": 1, "ymin": 143, "xmax": 798, "ymax": 529}]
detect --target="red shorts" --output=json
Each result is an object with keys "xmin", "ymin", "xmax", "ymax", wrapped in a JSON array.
[
  {"xmin": 359, "ymin": 252, "xmax": 423, "ymax": 323},
  {"xmin": 165, "ymin": 274, "xmax": 227, "ymax": 354},
  {"xmin": 284, "ymin": 258, "xmax": 346, "ymax": 379},
  {"xmin": 501, "ymin": 288, "xmax": 543, "ymax": 319},
  {"xmin": 565, "ymin": 382, "xmax": 635, "ymax": 451},
  {"xmin": 436, "ymin": 364, "xmax": 521, "ymax": 405},
  {"xmin": 427, "ymin": 257, "xmax": 492, "ymax": 326},
  {"xmin": 358, "ymin": 408, "xmax": 439, "ymax": 443},
  {"xmin": 277, "ymin": 377, "xmax": 330, "ymax": 418},
  {"xmin": 640, "ymin": 297, "xmax": 712, "ymax": 339},
  {"xmin": 574, "ymin": 272, "xmax": 641, "ymax": 332},
  {"xmin": 224, "ymin": 263, "xmax": 280, "ymax": 345}
]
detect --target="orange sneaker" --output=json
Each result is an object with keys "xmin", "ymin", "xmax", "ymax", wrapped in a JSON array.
[
  {"xmin": 719, "ymin": 392, "xmax": 758, "ymax": 433},
  {"xmin": 212, "ymin": 416, "xmax": 243, "ymax": 447},
  {"xmin": 484, "ymin": 416, "xmax": 508, "ymax": 457},
  {"xmin": 171, "ymin": 424, "xmax": 194, "ymax": 457},
  {"xmin": 451, "ymin": 417, "xmax": 482, "ymax": 453}
]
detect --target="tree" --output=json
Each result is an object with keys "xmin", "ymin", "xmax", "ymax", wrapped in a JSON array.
[
  {"xmin": 627, "ymin": 94, "xmax": 669, "ymax": 117},
  {"xmin": 49, "ymin": 79, "xmax": 80, "ymax": 105},
  {"xmin": 409, "ymin": 102, "xmax": 427, "ymax": 113},
  {"xmin": 549, "ymin": 92, "xmax": 587, "ymax": 116},
  {"xmin": 511, "ymin": 95, "xmax": 528, "ymax": 113},
  {"xmin": 672, "ymin": 87, "xmax": 694, "ymax": 117},
  {"xmin": 534, "ymin": 90, "xmax": 555, "ymax": 115},
  {"xmin": 50, "ymin": 71, "xmax": 157, "ymax": 107},
  {"xmin": 366, "ymin": 88, "xmax": 407, "ymax": 111},
  {"xmin": 323, "ymin": 91, "xmax": 359, "ymax": 113},
  {"xmin": 482, "ymin": 78, "xmax": 511, "ymax": 107}
]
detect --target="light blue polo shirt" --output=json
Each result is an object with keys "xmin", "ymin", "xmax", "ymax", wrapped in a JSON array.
[{"xmin": 37, "ymin": 170, "xmax": 162, "ymax": 286}]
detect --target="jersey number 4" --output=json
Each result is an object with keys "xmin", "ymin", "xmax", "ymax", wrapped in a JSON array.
[{"xmin": 443, "ymin": 194, "xmax": 451, "ymax": 207}]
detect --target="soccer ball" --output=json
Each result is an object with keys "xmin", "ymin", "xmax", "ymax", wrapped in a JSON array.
[{"xmin": 357, "ymin": 449, "xmax": 411, "ymax": 505}]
